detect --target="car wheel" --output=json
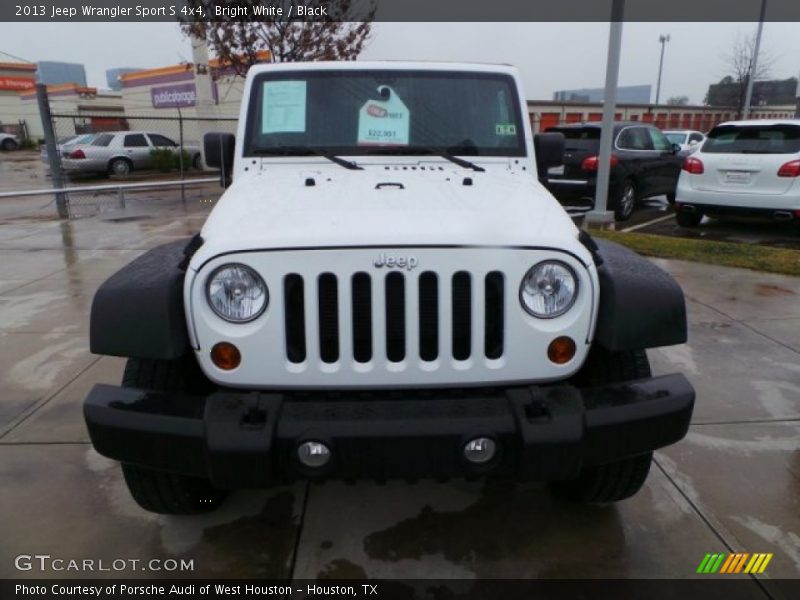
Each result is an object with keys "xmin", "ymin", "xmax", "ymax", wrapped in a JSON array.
[
  {"xmin": 192, "ymin": 153, "xmax": 202, "ymax": 169},
  {"xmin": 1, "ymin": 138, "xmax": 18, "ymax": 151},
  {"xmin": 666, "ymin": 191, "xmax": 676, "ymax": 205},
  {"xmin": 550, "ymin": 347, "xmax": 654, "ymax": 503},
  {"xmin": 614, "ymin": 180, "xmax": 636, "ymax": 222},
  {"xmin": 119, "ymin": 356, "xmax": 225, "ymax": 515},
  {"xmin": 108, "ymin": 158, "xmax": 132, "ymax": 177},
  {"xmin": 676, "ymin": 210, "xmax": 703, "ymax": 227}
]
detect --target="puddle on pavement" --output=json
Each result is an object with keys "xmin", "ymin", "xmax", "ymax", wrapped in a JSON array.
[
  {"xmin": 361, "ymin": 480, "xmax": 624, "ymax": 577},
  {"xmin": 317, "ymin": 558, "xmax": 368, "ymax": 579}
]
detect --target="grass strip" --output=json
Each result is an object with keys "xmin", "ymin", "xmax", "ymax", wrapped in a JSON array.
[{"xmin": 592, "ymin": 229, "xmax": 800, "ymax": 277}]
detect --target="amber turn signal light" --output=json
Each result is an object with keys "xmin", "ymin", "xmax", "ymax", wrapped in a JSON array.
[
  {"xmin": 211, "ymin": 342, "xmax": 241, "ymax": 370},
  {"xmin": 547, "ymin": 336, "xmax": 576, "ymax": 364}
]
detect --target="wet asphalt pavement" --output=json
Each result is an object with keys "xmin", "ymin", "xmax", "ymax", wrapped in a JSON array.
[{"xmin": 0, "ymin": 189, "xmax": 798, "ymax": 589}]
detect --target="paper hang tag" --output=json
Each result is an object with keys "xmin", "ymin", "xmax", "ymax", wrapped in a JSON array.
[{"xmin": 357, "ymin": 86, "xmax": 410, "ymax": 146}]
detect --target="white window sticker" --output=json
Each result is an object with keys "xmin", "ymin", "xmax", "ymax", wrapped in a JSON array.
[
  {"xmin": 495, "ymin": 123, "xmax": 517, "ymax": 136},
  {"xmin": 262, "ymin": 81, "xmax": 307, "ymax": 133},
  {"xmin": 357, "ymin": 86, "xmax": 410, "ymax": 146}
]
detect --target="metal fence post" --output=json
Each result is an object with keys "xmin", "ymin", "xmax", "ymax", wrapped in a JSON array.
[
  {"xmin": 36, "ymin": 84, "xmax": 69, "ymax": 219},
  {"xmin": 177, "ymin": 107, "xmax": 186, "ymax": 205}
]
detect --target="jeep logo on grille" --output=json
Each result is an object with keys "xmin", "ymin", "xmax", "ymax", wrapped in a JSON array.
[{"xmin": 374, "ymin": 253, "xmax": 418, "ymax": 271}]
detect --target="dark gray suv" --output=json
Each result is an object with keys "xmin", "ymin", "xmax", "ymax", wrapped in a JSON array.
[{"xmin": 544, "ymin": 122, "xmax": 684, "ymax": 221}]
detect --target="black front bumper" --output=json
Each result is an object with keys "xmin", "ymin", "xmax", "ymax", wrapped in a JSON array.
[{"xmin": 84, "ymin": 375, "xmax": 694, "ymax": 488}]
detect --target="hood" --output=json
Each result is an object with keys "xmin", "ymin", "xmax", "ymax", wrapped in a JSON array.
[{"xmin": 194, "ymin": 164, "xmax": 584, "ymax": 265}]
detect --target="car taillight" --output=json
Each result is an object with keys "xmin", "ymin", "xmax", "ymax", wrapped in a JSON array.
[
  {"xmin": 777, "ymin": 160, "xmax": 800, "ymax": 177},
  {"xmin": 69, "ymin": 149, "xmax": 86, "ymax": 159},
  {"xmin": 682, "ymin": 156, "xmax": 704, "ymax": 174},
  {"xmin": 580, "ymin": 154, "xmax": 619, "ymax": 172}
]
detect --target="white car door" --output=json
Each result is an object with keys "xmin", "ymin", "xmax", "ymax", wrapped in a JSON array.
[{"xmin": 122, "ymin": 133, "xmax": 153, "ymax": 169}]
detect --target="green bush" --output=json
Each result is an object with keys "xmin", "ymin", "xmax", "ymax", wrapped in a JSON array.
[{"xmin": 149, "ymin": 148, "xmax": 193, "ymax": 172}]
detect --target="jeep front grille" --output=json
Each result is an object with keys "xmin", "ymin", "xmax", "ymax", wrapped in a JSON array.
[{"xmin": 282, "ymin": 271, "xmax": 505, "ymax": 365}]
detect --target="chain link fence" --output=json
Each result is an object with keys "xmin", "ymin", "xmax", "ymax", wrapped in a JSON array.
[{"xmin": 39, "ymin": 111, "xmax": 237, "ymax": 217}]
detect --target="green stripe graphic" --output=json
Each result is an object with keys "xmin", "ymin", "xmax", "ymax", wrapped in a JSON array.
[
  {"xmin": 697, "ymin": 554, "xmax": 712, "ymax": 573},
  {"xmin": 709, "ymin": 554, "xmax": 726, "ymax": 573}
]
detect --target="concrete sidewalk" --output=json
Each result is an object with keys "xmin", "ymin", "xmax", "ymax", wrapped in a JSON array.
[{"xmin": 0, "ymin": 205, "xmax": 798, "ymax": 587}]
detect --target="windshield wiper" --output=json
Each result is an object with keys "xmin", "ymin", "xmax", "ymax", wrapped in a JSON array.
[
  {"xmin": 319, "ymin": 153, "xmax": 363, "ymax": 170},
  {"xmin": 439, "ymin": 152, "xmax": 485, "ymax": 172},
  {"xmin": 252, "ymin": 147, "xmax": 362, "ymax": 170}
]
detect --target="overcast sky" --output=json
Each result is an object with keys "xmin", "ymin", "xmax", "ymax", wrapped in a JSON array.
[{"xmin": 3, "ymin": 21, "xmax": 800, "ymax": 104}]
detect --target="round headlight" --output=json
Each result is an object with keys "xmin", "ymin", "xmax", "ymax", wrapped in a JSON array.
[
  {"xmin": 519, "ymin": 261, "xmax": 577, "ymax": 318},
  {"xmin": 206, "ymin": 264, "xmax": 268, "ymax": 323}
]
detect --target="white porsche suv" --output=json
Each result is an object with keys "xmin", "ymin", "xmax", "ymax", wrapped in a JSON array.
[{"xmin": 675, "ymin": 119, "xmax": 800, "ymax": 228}]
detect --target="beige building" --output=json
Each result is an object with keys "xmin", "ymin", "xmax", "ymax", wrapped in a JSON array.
[
  {"xmin": 117, "ymin": 50, "xmax": 270, "ymax": 145},
  {"xmin": 18, "ymin": 84, "xmax": 124, "ymax": 140},
  {"xmin": 527, "ymin": 100, "xmax": 797, "ymax": 133},
  {"xmin": 0, "ymin": 58, "xmax": 36, "ymax": 138}
]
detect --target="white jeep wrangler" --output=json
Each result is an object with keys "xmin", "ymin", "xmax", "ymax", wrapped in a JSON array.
[{"xmin": 84, "ymin": 62, "xmax": 694, "ymax": 514}]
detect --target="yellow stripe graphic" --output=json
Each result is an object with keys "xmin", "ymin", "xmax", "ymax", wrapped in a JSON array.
[
  {"xmin": 744, "ymin": 554, "xmax": 759, "ymax": 573},
  {"xmin": 758, "ymin": 554, "xmax": 773, "ymax": 574}
]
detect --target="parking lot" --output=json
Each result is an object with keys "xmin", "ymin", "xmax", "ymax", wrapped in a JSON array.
[{"xmin": 0, "ymin": 187, "xmax": 798, "ymax": 589}]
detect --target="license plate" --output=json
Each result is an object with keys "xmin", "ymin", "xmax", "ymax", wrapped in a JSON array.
[
  {"xmin": 724, "ymin": 170, "xmax": 751, "ymax": 184},
  {"xmin": 547, "ymin": 165, "xmax": 565, "ymax": 176}
]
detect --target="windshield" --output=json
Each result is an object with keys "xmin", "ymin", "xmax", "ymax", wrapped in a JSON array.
[
  {"xmin": 703, "ymin": 124, "xmax": 800, "ymax": 154},
  {"xmin": 664, "ymin": 133, "xmax": 687, "ymax": 145},
  {"xmin": 244, "ymin": 70, "xmax": 526, "ymax": 157}
]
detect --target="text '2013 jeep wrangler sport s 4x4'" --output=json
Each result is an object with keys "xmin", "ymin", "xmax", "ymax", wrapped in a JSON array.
[{"xmin": 84, "ymin": 62, "xmax": 694, "ymax": 514}]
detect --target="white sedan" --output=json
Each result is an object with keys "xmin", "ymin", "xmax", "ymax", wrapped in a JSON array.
[
  {"xmin": 675, "ymin": 119, "xmax": 800, "ymax": 227},
  {"xmin": 0, "ymin": 132, "xmax": 19, "ymax": 151},
  {"xmin": 664, "ymin": 129, "xmax": 706, "ymax": 153}
]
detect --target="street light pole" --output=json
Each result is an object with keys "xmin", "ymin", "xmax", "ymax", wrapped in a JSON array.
[
  {"xmin": 586, "ymin": 0, "xmax": 625, "ymax": 225},
  {"xmin": 742, "ymin": 0, "xmax": 767, "ymax": 120},
  {"xmin": 655, "ymin": 34, "xmax": 670, "ymax": 105}
]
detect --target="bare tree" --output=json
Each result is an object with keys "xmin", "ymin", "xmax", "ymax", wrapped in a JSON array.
[
  {"xmin": 666, "ymin": 95, "xmax": 690, "ymax": 106},
  {"xmin": 182, "ymin": 0, "xmax": 376, "ymax": 77},
  {"xmin": 721, "ymin": 31, "xmax": 776, "ymax": 117}
]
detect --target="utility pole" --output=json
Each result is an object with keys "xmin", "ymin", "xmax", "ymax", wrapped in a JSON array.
[
  {"xmin": 586, "ymin": 0, "xmax": 624, "ymax": 226},
  {"xmin": 36, "ymin": 84, "xmax": 69, "ymax": 219},
  {"xmin": 795, "ymin": 71, "xmax": 800, "ymax": 118},
  {"xmin": 655, "ymin": 34, "xmax": 670, "ymax": 105},
  {"xmin": 742, "ymin": 0, "xmax": 767, "ymax": 119}
]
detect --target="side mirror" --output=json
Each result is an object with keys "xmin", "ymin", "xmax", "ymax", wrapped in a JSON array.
[
  {"xmin": 688, "ymin": 139, "xmax": 699, "ymax": 146},
  {"xmin": 671, "ymin": 143, "xmax": 682, "ymax": 153},
  {"xmin": 203, "ymin": 132, "xmax": 236, "ymax": 188},
  {"xmin": 533, "ymin": 132, "xmax": 565, "ymax": 179}
]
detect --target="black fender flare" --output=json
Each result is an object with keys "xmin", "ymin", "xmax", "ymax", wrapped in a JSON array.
[
  {"xmin": 592, "ymin": 238, "xmax": 687, "ymax": 351},
  {"xmin": 89, "ymin": 237, "xmax": 200, "ymax": 360}
]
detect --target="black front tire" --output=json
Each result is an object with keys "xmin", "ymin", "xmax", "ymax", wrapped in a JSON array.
[
  {"xmin": 2, "ymin": 138, "xmax": 18, "ymax": 151},
  {"xmin": 551, "ymin": 452, "xmax": 654, "ymax": 504},
  {"xmin": 550, "ymin": 347, "xmax": 654, "ymax": 503},
  {"xmin": 676, "ymin": 210, "xmax": 703, "ymax": 227},
  {"xmin": 614, "ymin": 180, "xmax": 636, "ymax": 222},
  {"xmin": 120, "ymin": 357, "xmax": 225, "ymax": 515},
  {"xmin": 121, "ymin": 463, "xmax": 227, "ymax": 515}
]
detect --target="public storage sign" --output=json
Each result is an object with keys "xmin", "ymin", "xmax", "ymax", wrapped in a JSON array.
[
  {"xmin": 151, "ymin": 83, "xmax": 197, "ymax": 108},
  {"xmin": 0, "ymin": 76, "xmax": 35, "ymax": 91}
]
